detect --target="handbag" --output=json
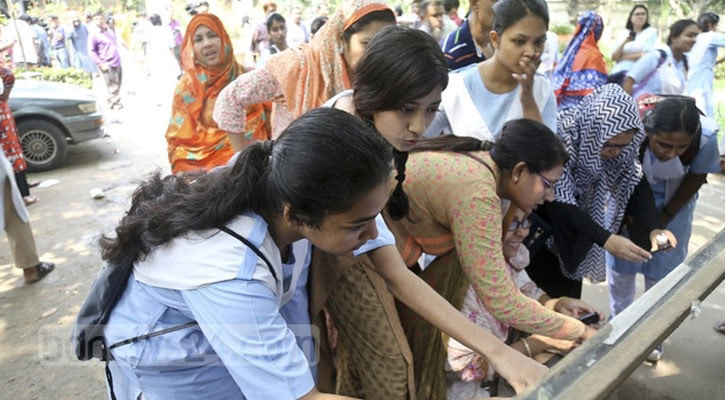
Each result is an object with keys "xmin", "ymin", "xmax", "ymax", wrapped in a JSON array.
[{"xmin": 71, "ymin": 225, "xmax": 275, "ymax": 362}]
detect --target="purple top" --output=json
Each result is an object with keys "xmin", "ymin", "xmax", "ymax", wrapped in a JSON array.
[
  {"xmin": 169, "ymin": 19, "xmax": 183, "ymax": 47},
  {"xmin": 88, "ymin": 27, "xmax": 121, "ymax": 67}
]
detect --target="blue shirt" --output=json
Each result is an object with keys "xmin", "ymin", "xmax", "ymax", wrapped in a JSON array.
[
  {"xmin": 441, "ymin": 19, "xmax": 486, "ymax": 71},
  {"xmin": 105, "ymin": 210, "xmax": 395, "ymax": 399},
  {"xmin": 105, "ymin": 214, "xmax": 315, "ymax": 399}
]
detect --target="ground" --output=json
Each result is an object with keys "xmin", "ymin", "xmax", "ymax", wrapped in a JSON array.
[{"xmin": 1, "ymin": 73, "xmax": 724, "ymax": 399}]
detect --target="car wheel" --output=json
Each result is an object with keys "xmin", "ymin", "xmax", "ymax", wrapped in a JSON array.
[{"xmin": 18, "ymin": 120, "xmax": 69, "ymax": 172}]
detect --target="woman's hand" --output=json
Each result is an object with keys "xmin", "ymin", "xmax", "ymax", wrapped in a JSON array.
[
  {"xmin": 649, "ymin": 229, "xmax": 678, "ymax": 252},
  {"xmin": 578, "ymin": 325, "xmax": 599, "ymax": 342},
  {"xmin": 488, "ymin": 346, "xmax": 548, "ymax": 394},
  {"xmin": 554, "ymin": 297, "xmax": 604, "ymax": 320},
  {"xmin": 531, "ymin": 334, "xmax": 578, "ymax": 354},
  {"xmin": 604, "ymin": 234, "xmax": 652, "ymax": 263},
  {"xmin": 512, "ymin": 55, "xmax": 540, "ymax": 97}
]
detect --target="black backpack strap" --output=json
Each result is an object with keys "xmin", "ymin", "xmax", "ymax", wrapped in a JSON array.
[{"xmin": 108, "ymin": 225, "xmax": 276, "ymax": 352}]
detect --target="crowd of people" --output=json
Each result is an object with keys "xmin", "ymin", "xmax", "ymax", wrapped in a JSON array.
[{"xmin": 0, "ymin": 0, "xmax": 723, "ymax": 398}]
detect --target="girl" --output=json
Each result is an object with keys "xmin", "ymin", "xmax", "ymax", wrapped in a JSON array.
[
  {"xmin": 425, "ymin": 0, "xmax": 557, "ymax": 140},
  {"xmin": 104, "ymin": 108, "xmax": 394, "ymax": 399},
  {"xmin": 446, "ymin": 205, "xmax": 599, "ymax": 400},
  {"xmin": 687, "ymin": 13, "xmax": 725, "ymax": 118},
  {"xmin": 611, "ymin": 4, "xmax": 659, "ymax": 75},
  {"xmin": 213, "ymin": 0, "xmax": 396, "ymax": 147},
  {"xmin": 315, "ymin": 25, "xmax": 546, "ymax": 398},
  {"xmin": 607, "ymin": 95, "xmax": 721, "ymax": 361},
  {"xmin": 525, "ymin": 84, "xmax": 676, "ymax": 299},
  {"xmin": 388, "ymin": 121, "xmax": 598, "ymax": 399},
  {"xmin": 623, "ymin": 19, "xmax": 699, "ymax": 100},
  {"xmin": 552, "ymin": 11, "xmax": 607, "ymax": 110},
  {"xmin": 257, "ymin": 13, "xmax": 289, "ymax": 67},
  {"xmin": 165, "ymin": 13, "xmax": 270, "ymax": 173}
]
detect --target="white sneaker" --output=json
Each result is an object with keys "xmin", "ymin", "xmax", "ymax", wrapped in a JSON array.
[{"xmin": 646, "ymin": 344, "xmax": 663, "ymax": 362}]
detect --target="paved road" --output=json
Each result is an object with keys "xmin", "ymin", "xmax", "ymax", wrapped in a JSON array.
[{"xmin": 1, "ymin": 85, "xmax": 724, "ymax": 398}]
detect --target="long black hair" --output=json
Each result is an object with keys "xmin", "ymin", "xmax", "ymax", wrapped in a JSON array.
[
  {"xmin": 100, "ymin": 108, "xmax": 393, "ymax": 267},
  {"xmin": 352, "ymin": 25, "xmax": 449, "ymax": 220},
  {"xmin": 412, "ymin": 119, "xmax": 569, "ymax": 173},
  {"xmin": 625, "ymin": 4, "xmax": 650, "ymax": 32}
]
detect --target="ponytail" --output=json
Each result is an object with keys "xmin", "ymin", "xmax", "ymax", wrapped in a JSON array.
[
  {"xmin": 387, "ymin": 149, "xmax": 409, "ymax": 220},
  {"xmin": 100, "ymin": 142, "xmax": 272, "ymax": 267}
]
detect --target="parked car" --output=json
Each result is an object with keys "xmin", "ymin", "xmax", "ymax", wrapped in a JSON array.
[{"xmin": 10, "ymin": 79, "xmax": 104, "ymax": 171}]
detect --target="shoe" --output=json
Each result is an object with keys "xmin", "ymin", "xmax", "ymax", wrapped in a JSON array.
[
  {"xmin": 646, "ymin": 344, "xmax": 663, "ymax": 362},
  {"xmin": 25, "ymin": 262, "xmax": 55, "ymax": 284},
  {"xmin": 23, "ymin": 195, "xmax": 39, "ymax": 206},
  {"xmin": 715, "ymin": 320, "xmax": 725, "ymax": 335}
]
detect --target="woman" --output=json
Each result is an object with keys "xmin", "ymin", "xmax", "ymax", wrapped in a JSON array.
[
  {"xmin": 0, "ymin": 67, "xmax": 36, "ymax": 206},
  {"xmin": 384, "ymin": 121, "xmax": 600, "ymax": 399},
  {"xmin": 165, "ymin": 13, "xmax": 270, "ymax": 174},
  {"xmin": 104, "ymin": 108, "xmax": 394, "ymax": 399},
  {"xmin": 552, "ymin": 11, "xmax": 607, "ymax": 111},
  {"xmin": 525, "ymin": 84, "xmax": 676, "ymax": 299},
  {"xmin": 446, "ymin": 206, "xmax": 601, "ymax": 400},
  {"xmin": 257, "ymin": 12, "xmax": 289, "ymax": 67},
  {"xmin": 610, "ymin": 4, "xmax": 659, "ymax": 75},
  {"xmin": 623, "ymin": 19, "xmax": 699, "ymax": 100},
  {"xmin": 425, "ymin": 0, "xmax": 557, "ymax": 140},
  {"xmin": 607, "ymin": 95, "xmax": 721, "ymax": 361},
  {"xmin": 213, "ymin": 0, "xmax": 397, "ymax": 146},
  {"xmin": 316, "ymin": 26, "xmax": 547, "ymax": 399},
  {"xmin": 687, "ymin": 13, "xmax": 725, "ymax": 118}
]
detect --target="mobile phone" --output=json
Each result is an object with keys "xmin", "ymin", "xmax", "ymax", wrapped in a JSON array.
[
  {"xmin": 579, "ymin": 312, "xmax": 600, "ymax": 325},
  {"xmin": 651, "ymin": 243, "xmax": 673, "ymax": 254},
  {"xmin": 629, "ymin": 31, "xmax": 636, "ymax": 39}
]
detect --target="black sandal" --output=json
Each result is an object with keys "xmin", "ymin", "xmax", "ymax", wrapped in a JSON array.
[{"xmin": 26, "ymin": 262, "xmax": 55, "ymax": 284}]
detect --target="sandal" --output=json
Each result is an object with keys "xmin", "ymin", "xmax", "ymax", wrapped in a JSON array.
[
  {"xmin": 23, "ymin": 195, "xmax": 39, "ymax": 206},
  {"xmin": 25, "ymin": 262, "xmax": 55, "ymax": 284},
  {"xmin": 715, "ymin": 320, "xmax": 725, "ymax": 335}
]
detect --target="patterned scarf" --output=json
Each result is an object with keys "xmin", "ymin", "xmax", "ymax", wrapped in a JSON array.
[
  {"xmin": 552, "ymin": 12, "xmax": 608, "ymax": 111},
  {"xmin": 265, "ymin": 0, "xmax": 394, "ymax": 118},
  {"xmin": 554, "ymin": 84, "xmax": 645, "ymax": 281}
]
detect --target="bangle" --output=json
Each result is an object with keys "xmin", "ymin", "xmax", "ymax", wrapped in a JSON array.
[{"xmin": 521, "ymin": 338, "xmax": 533, "ymax": 358}]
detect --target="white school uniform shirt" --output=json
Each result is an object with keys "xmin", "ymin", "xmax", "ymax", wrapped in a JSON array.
[
  {"xmin": 425, "ymin": 65, "xmax": 556, "ymax": 140},
  {"xmin": 611, "ymin": 26, "xmax": 659, "ymax": 74},
  {"xmin": 627, "ymin": 46, "xmax": 687, "ymax": 100}
]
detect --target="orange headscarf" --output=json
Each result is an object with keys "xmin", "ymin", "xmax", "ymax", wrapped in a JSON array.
[
  {"xmin": 166, "ymin": 13, "xmax": 270, "ymax": 174},
  {"xmin": 265, "ymin": 0, "xmax": 394, "ymax": 118}
]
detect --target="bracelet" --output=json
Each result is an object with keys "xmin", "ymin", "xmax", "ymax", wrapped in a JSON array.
[{"xmin": 521, "ymin": 338, "xmax": 533, "ymax": 358}]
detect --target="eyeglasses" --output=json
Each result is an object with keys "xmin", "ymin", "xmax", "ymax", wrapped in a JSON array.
[
  {"xmin": 508, "ymin": 217, "xmax": 533, "ymax": 232},
  {"xmin": 537, "ymin": 172, "xmax": 555, "ymax": 192}
]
